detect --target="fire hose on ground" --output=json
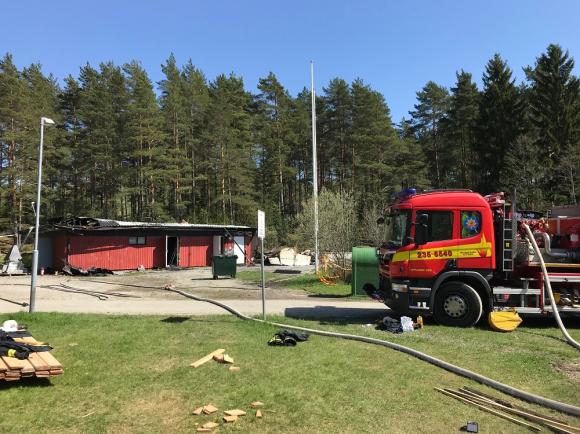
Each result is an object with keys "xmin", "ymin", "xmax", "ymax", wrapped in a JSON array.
[{"xmin": 162, "ymin": 285, "xmax": 580, "ymax": 417}]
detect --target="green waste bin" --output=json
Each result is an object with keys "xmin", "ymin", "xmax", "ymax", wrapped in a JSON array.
[
  {"xmin": 212, "ymin": 255, "xmax": 238, "ymax": 279},
  {"xmin": 351, "ymin": 247, "xmax": 379, "ymax": 296}
]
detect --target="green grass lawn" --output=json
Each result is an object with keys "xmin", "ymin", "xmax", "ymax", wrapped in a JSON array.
[
  {"xmin": 237, "ymin": 270, "xmax": 354, "ymax": 297},
  {"xmin": 0, "ymin": 312, "xmax": 578, "ymax": 433}
]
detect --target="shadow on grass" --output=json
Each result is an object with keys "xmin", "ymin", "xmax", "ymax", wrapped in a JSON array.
[
  {"xmin": 160, "ymin": 316, "xmax": 190, "ymax": 323},
  {"xmin": 285, "ymin": 306, "xmax": 387, "ymax": 325},
  {"xmin": 0, "ymin": 377, "xmax": 53, "ymax": 390},
  {"xmin": 306, "ymin": 293, "xmax": 353, "ymax": 299}
]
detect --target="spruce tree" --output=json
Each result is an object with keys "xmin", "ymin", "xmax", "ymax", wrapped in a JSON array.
[
  {"xmin": 526, "ymin": 44, "xmax": 580, "ymax": 204},
  {"xmin": 445, "ymin": 71, "xmax": 479, "ymax": 188},
  {"xmin": 476, "ymin": 54, "xmax": 523, "ymax": 194}
]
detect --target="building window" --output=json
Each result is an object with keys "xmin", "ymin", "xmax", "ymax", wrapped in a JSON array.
[
  {"xmin": 461, "ymin": 211, "xmax": 482, "ymax": 238},
  {"xmin": 417, "ymin": 211, "xmax": 454, "ymax": 242},
  {"xmin": 129, "ymin": 236, "xmax": 146, "ymax": 245}
]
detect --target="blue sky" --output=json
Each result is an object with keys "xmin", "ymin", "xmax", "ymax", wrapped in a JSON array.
[{"xmin": 3, "ymin": 0, "xmax": 579, "ymax": 122}]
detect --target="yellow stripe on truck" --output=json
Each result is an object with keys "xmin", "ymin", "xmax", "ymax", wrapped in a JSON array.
[{"xmin": 392, "ymin": 235, "xmax": 492, "ymax": 263}]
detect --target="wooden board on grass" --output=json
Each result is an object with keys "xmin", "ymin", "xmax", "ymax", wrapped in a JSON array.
[
  {"xmin": 28, "ymin": 353, "xmax": 50, "ymax": 371},
  {"xmin": 36, "ymin": 351, "xmax": 62, "ymax": 369},
  {"xmin": 1, "ymin": 356, "xmax": 35, "ymax": 374},
  {"xmin": 192, "ymin": 349, "xmax": 225, "ymax": 368}
]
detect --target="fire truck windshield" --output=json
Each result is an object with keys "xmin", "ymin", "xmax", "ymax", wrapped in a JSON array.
[{"xmin": 385, "ymin": 210, "xmax": 410, "ymax": 247}]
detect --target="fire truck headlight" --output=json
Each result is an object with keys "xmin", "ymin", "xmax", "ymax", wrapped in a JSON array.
[{"xmin": 391, "ymin": 283, "xmax": 408, "ymax": 293}]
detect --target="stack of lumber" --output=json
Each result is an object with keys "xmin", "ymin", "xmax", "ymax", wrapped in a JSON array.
[{"xmin": 0, "ymin": 335, "xmax": 63, "ymax": 382}]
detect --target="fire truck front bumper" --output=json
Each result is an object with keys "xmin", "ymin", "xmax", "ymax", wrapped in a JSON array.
[{"xmin": 382, "ymin": 279, "xmax": 432, "ymax": 314}]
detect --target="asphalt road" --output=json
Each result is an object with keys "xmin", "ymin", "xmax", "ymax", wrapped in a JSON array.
[{"xmin": 0, "ymin": 269, "xmax": 389, "ymax": 323}]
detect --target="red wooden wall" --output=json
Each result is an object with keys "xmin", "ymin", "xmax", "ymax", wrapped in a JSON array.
[
  {"xmin": 52, "ymin": 233, "xmax": 249, "ymax": 270},
  {"xmin": 179, "ymin": 236, "xmax": 213, "ymax": 267},
  {"xmin": 66, "ymin": 235, "xmax": 165, "ymax": 270}
]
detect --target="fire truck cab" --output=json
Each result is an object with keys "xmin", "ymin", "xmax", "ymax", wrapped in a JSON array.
[{"xmin": 375, "ymin": 188, "xmax": 580, "ymax": 327}]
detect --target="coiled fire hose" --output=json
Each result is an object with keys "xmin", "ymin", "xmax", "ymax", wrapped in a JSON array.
[
  {"xmin": 523, "ymin": 223, "xmax": 580, "ymax": 351},
  {"xmin": 163, "ymin": 286, "xmax": 580, "ymax": 417}
]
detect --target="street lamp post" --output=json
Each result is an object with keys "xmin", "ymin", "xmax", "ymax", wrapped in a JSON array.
[{"xmin": 29, "ymin": 117, "xmax": 54, "ymax": 313}]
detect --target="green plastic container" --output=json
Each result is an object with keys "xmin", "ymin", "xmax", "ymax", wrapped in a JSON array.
[
  {"xmin": 351, "ymin": 247, "xmax": 379, "ymax": 296},
  {"xmin": 212, "ymin": 255, "xmax": 238, "ymax": 279}
]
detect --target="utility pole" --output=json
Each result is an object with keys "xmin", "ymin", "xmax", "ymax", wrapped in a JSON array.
[{"xmin": 310, "ymin": 61, "xmax": 319, "ymax": 273}]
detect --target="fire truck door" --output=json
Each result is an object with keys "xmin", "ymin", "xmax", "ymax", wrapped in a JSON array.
[{"xmin": 410, "ymin": 210, "xmax": 458, "ymax": 279}]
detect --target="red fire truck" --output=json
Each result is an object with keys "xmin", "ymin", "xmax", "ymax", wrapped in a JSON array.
[{"xmin": 373, "ymin": 188, "xmax": 580, "ymax": 326}]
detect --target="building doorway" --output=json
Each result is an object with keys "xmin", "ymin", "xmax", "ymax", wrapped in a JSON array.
[{"xmin": 166, "ymin": 236, "xmax": 179, "ymax": 267}]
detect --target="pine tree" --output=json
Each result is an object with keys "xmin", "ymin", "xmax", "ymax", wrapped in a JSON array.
[
  {"xmin": 255, "ymin": 72, "xmax": 296, "ymax": 240},
  {"xmin": 320, "ymin": 78, "xmax": 352, "ymax": 191},
  {"xmin": 181, "ymin": 60, "xmax": 210, "ymax": 222},
  {"xmin": 476, "ymin": 54, "xmax": 523, "ymax": 194},
  {"xmin": 408, "ymin": 81, "xmax": 450, "ymax": 188},
  {"xmin": 77, "ymin": 62, "xmax": 128, "ymax": 217},
  {"xmin": 207, "ymin": 74, "xmax": 257, "ymax": 224},
  {"xmin": 288, "ymin": 88, "xmax": 312, "ymax": 220},
  {"xmin": 159, "ymin": 54, "xmax": 188, "ymax": 219},
  {"xmin": 58, "ymin": 75, "xmax": 84, "ymax": 216},
  {"xmin": 0, "ymin": 54, "xmax": 29, "ymax": 238},
  {"xmin": 526, "ymin": 44, "xmax": 580, "ymax": 204},
  {"xmin": 350, "ymin": 79, "xmax": 398, "ymax": 205},
  {"xmin": 124, "ymin": 61, "xmax": 167, "ymax": 220}
]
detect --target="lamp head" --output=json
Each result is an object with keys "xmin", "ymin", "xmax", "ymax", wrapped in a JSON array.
[{"xmin": 41, "ymin": 117, "xmax": 55, "ymax": 125}]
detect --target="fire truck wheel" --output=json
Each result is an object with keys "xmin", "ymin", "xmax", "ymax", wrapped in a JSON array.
[{"xmin": 433, "ymin": 282, "xmax": 483, "ymax": 327}]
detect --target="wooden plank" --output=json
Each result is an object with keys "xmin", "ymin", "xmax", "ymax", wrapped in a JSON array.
[
  {"xmin": 461, "ymin": 387, "xmax": 569, "ymax": 426},
  {"xmin": 224, "ymin": 409, "xmax": 246, "ymax": 417},
  {"xmin": 4, "ymin": 376, "xmax": 20, "ymax": 381},
  {"xmin": 1, "ymin": 356, "xmax": 35, "ymax": 374},
  {"xmin": 544, "ymin": 422, "xmax": 577, "ymax": 434},
  {"xmin": 28, "ymin": 353, "xmax": 50, "ymax": 371},
  {"xmin": 35, "ymin": 370, "xmax": 50, "ymax": 378},
  {"xmin": 191, "ymin": 349, "xmax": 225, "ymax": 368},
  {"xmin": 435, "ymin": 388, "xmax": 541, "ymax": 432},
  {"xmin": 450, "ymin": 389, "xmax": 580, "ymax": 434},
  {"xmin": 202, "ymin": 404, "xmax": 218, "ymax": 415},
  {"xmin": 0, "ymin": 358, "xmax": 8, "ymax": 372},
  {"xmin": 13, "ymin": 337, "xmax": 46, "ymax": 346},
  {"xmin": 36, "ymin": 351, "xmax": 62, "ymax": 369}
]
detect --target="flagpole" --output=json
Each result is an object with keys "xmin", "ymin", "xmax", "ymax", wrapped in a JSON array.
[{"xmin": 310, "ymin": 61, "xmax": 319, "ymax": 273}]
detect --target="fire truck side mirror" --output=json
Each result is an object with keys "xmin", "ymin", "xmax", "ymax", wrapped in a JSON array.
[{"xmin": 415, "ymin": 213, "xmax": 429, "ymax": 245}]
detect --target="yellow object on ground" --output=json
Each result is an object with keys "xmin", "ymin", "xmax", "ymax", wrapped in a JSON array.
[{"xmin": 488, "ymin": 310, "xmax": 523, "ymax": 332}]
